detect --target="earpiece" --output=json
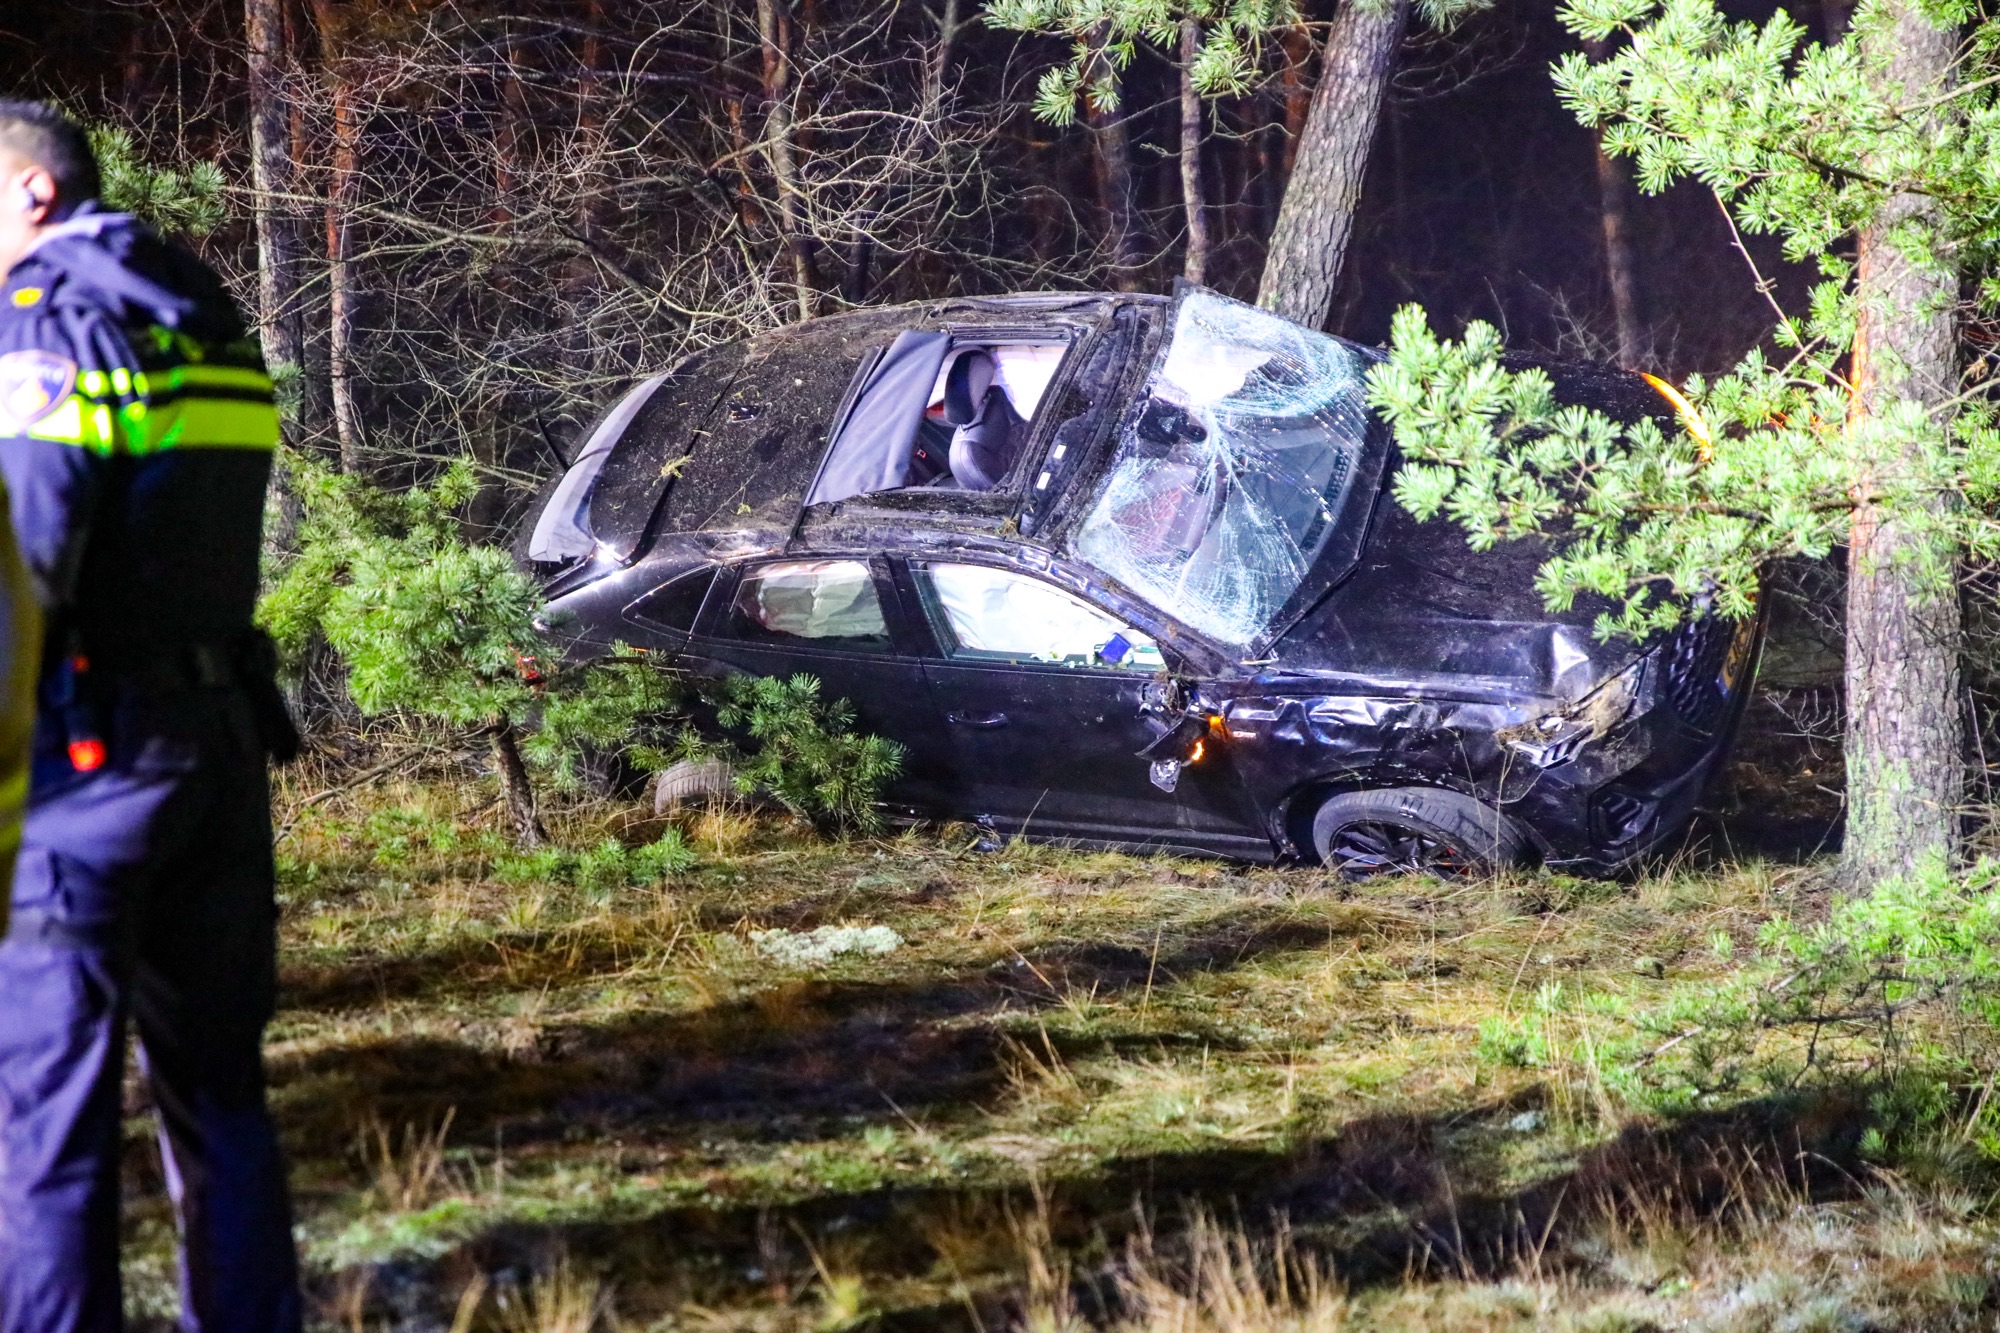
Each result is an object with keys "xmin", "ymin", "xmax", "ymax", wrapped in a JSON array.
[{"xmin": 12, "ymin": 186, "xmax": 37, "ymax": 216}]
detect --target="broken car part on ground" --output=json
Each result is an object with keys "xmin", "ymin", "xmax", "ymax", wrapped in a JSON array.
[{"xmin": 520, "ymin": 285, "xmax": 1758, "ymax": 876}]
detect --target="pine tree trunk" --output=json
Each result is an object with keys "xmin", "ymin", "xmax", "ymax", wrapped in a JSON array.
[
  {"xmin": 490, "ymin": 717, "xmax": 547, "ymax": 848},
  {"xmin": 245, "ymin": 0, "xmax": 306, "ymax": 424},
  {"xmin": 757, "ymin": 0, "xmax": 819, "ymax": 321},
  {"xmin": 308, "ymin": 0, "xmax": 363, "ymax": 473},
  {"xmin": 1256, "ymin": 0, "xmax": 1410, "ymax": 328},
  {"xmin": 1593, "ymin": 136, "xmax": 1642, "ymax": 366},
  {"xmin": 924, "ymin": 0, "xmax": 961, "ymax": 111},
  {"xmin": 1084, "ymin": 21, "xmax": 1145, "ymax": 291},
  {"xmin": 1842, "ymin": 1, "xmax": 1962, "ymax": 888},
  {"xmin": 325, "ymin": 80, "xmax": 361, "ymax": 473},
  {"xmin": 1179, "ymin": 18, "xmax": 1210, "ymax": 284}
]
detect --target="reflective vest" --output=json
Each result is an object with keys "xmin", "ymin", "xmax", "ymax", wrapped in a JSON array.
[{"xmin": 0, "ymin": 205, "xmax": 276, "ymax": 662}]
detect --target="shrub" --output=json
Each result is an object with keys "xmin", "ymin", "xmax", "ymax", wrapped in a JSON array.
[
  {"xmin": 491, "ymin": 830, "xmax": 696, "ymax": 892},
  {"xmin": 711, "ymin": 673, "xmax": 905, "ymax": 835},
  {"xmin": 263, "ymin": 456, "xmax": 904, "ymax": 843},
  {"xmin": 1631, "ymin": 857, "xmax": 2000, "ymax": 1165}
]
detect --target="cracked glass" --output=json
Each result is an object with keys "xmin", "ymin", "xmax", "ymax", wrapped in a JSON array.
[{"xmin": 1071, "ymin": 289, "xmax": 1373, "ymax": 647}]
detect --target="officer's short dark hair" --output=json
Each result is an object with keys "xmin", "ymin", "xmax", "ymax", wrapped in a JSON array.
[{"xmin": 0, "ymin": 102, "xmax": 100, "ymax": 208}]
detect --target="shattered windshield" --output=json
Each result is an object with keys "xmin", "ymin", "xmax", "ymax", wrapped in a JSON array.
[{"xmin": 1071, "ymin": 289, "xmax": 1373, "ymax": 647}]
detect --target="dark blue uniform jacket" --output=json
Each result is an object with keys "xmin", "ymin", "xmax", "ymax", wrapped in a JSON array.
[{"xmin": 0, "ymin": 205, "xmax": 275, "ymax": 664}]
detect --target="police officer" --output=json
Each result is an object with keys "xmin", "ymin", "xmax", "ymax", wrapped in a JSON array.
[{"xmin": 0, "ymin": 102, "xmax": 302, "ymax": 1331}]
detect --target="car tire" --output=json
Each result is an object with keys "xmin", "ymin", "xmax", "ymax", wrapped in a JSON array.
[
  {"xmin": 1309, "ymin": 787, "xmax": 1528, "ymax": 879},
  {"xmin": 653, "ymin": 757, "xmax": 740, "ymax": 814}
]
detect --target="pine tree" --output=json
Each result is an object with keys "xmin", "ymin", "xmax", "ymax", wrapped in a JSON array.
[
  {"xmin": 259, "ymin": 456, "xmax": 558, "ymax": 844},
  {"xmin": 1255, "ymin": 0, "xmax": 1488, "ymax": 328},
  {"xmin": 1367, "ymin": 0, "xmax": 2000, "ymax": 886}
]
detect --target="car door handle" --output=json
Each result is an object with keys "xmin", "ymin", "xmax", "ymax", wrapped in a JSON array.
[{"xmin": 947, "ymin": 710, "xmax": 1009, "ymax": 729}]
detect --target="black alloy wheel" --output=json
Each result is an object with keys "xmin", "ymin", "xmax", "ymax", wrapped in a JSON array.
[
  {"xmin": 1323, "ymin": 820, "xmax": 1471, "ymax": 877},
  {"xmin": 1309, "ymin": 787, "xmax": 1528, "ymax": 880}
]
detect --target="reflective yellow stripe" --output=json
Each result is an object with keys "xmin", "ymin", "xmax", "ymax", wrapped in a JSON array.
[
  {"xmin": 0, "ymin": 768, "xmax": 26, "ymax": 818},
  {"xmin": 11, "ymin": 391, "xmax": 275, "ymax": 455},
  {"xmin": 119, "ymin": 396, "xmax": 278, "ymax": 455},
  {"xmin": 76, "ymin": 364, "xmax": 273, "ymax": 404},
  {"xmin": 0, "ymin": 768, "xmax": 28, "ymax": 860},
  {"xmin": 128, "ymin": 365, "xmax": 274, "ymax": 399},
  {"xmin": 21, "ymin": 395, "xmax": 118, "ymax": 455}
]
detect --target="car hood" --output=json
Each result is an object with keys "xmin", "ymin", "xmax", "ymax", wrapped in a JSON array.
[{"xmin": 1270, "ymin": 485, "xmax": 1643, "ymax": 703}]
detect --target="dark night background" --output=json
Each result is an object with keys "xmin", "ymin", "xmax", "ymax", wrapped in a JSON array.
[{"xmin": 0, "ymin": 0, "xmax": 1816, "ymax": 378}]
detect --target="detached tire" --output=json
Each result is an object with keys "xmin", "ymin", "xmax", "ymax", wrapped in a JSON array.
[
  {"xmin": 1309, "ymin": 787, "xmax": 1528, "ymax": 879},
  {"xmin": 653, "ymin": 758, "xmax": 740, "ymax": 814}
]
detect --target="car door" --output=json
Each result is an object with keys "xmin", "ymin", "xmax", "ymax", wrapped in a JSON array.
[
  {"xmin": 907, "ymin": 559, "xmax": 1254, "ymax": 847},
  {"xmin": 668, "ymin": 555, "xmax": 956, "ymax": 814}
]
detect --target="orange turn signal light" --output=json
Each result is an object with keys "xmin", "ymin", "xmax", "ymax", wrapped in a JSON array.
[{"xmin": 1641, "ymin": 373, "xmax": 1714, "ymax": 462}]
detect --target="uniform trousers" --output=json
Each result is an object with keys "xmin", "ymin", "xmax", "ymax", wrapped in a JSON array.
[{"xmin": 0, "ymin": 681, "xmax": 300, "ymax": 1333}]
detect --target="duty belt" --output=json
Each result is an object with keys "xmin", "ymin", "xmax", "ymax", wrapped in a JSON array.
[
  {"xmin": 91, "ymin": 640, "xmax": 244, "ymax": 694},
  {"xmin": 42, "ymin": 630, "xmax": 301, "ymax": 765}
]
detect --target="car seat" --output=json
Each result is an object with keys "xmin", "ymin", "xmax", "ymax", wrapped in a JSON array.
[{"xmin": 942, "ymin": 348, "xmax": 1024, "ymax": 491}]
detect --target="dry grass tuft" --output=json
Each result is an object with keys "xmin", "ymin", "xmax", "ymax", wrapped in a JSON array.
[
  {"xmin": 1110, "ymin": 1213, "xmax": 1350, "ymax": 1333},
  {"xmin": 491, "ymin": 1257, "xmax": 611, "ymax": 1333},
  {"xmin": 357, "ymin": 1106, "xmax": 458, "ymax": 1212}
]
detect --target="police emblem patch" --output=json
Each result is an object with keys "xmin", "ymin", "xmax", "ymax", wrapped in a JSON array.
[{"xmin": 0, "ymin": 350, "xmax": 77, "ymax": 428}]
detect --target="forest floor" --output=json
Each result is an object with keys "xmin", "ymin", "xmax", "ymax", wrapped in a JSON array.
[{"xmin": 114, "ymin": 692, "xmax": 2000, "ymax": 1331}]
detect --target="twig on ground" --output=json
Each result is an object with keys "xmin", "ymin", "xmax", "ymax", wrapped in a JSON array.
[{"xmin": 276, "ymin": 747, "xmax": 442, "ymax": 839}]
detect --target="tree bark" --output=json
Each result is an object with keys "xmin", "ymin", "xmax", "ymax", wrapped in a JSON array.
[
  {"xmin": 325, "ymin": 76, "xmax": 361, "ymax": 472},
  {"xmin": 1842, "ymin": 1, "xmax": 1961, "ymax": 887},
  {"xmin": 1084, "ymin": 21, "xmax": 1145, "ymax": 291},
  {"xmin": 307, "ymin": 0, "xmax": 362, "ymax": 472},
  {"xmin": 1179, "ymin": 17, "xmax": 1210, "ymax": 284},
  {"xmin": 245, "ymin": 0, "xmax": 307, "ymax": 427},
  {"xmin": 490, "ymin": 717, "xmax": 547, "ymax": 848},
  {"xmin": 756, "ymin": 0, "xmax": 819, "ymax": 321},
  {"xmin": 924, "ymin": 0, "xmax": 962, "ymax": 111},
  {"xmin": 493, "ymin": 23, "xmax": 532, "ymax": 227},
  {"xmin": 1585, "ymin": 37, "xmax": 1642, "ymax": 367},
  {"xmin": 1593, "ymin": 138, "xmax": 1642, "ymax": 366},
  {"xmin": 1257, "ymin": 0, "xmax": 1411, "ymax": 328}
]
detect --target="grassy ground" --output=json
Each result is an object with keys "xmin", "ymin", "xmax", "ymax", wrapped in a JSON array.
[{"xmin": 114, "ymin": 721, "xmax": 2000, "ymax": 1330}]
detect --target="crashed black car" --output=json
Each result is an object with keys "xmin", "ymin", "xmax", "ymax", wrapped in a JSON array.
[{"xmin": 520, "ymin": 286, "xmax": 1759, "ymax": 875}]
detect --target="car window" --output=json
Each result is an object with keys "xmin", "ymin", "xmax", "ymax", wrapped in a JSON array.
[
  {"xmin": 921, "ymin": 563, "xmax": 1162, "ymax": 670},
  {"xmin": 725, "ymin": 560, "xmax": 891, "ymax": 652},
  {"xmin": 1071, "ymin": 288, "xmax": 1374, "ymax": 648},
  {"xmin": 628, "ymin": 568, "xmax": 716, "ymax": 633}
]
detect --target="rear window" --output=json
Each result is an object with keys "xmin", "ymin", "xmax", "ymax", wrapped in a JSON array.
[
  {"xmin": 628, "ymin": 568, "xmax": 717, "ymax": 634},
  {"xmin": 589, "ymin": 344, "xmax": 751, "ymax": 559},
  {"xmin": 657, "ymin": 312, "xmax": 910, "ymax": 533}
]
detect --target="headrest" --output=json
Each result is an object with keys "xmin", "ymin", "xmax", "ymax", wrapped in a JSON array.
[{"xmin": 942, "ymin": 349, "xmax": 997, "ymax": 426}]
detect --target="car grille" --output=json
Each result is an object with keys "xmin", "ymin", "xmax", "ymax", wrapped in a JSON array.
[
  {"xmin": 1664, "ymin": 615, "xmax": 1733, "ymax": 734},
  {"xmin": 1591, "ymin": 788, "xmax": 1654, "ymax": 846}
]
